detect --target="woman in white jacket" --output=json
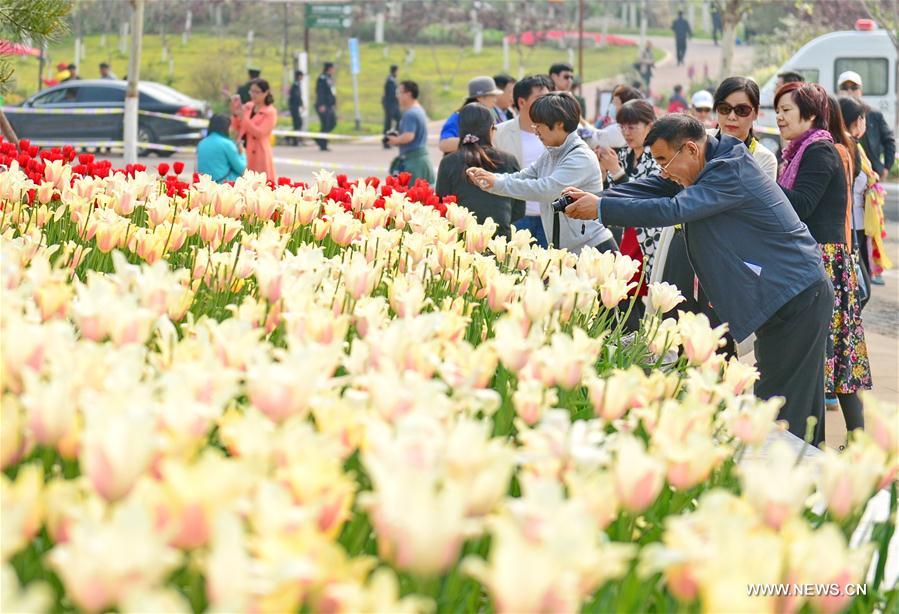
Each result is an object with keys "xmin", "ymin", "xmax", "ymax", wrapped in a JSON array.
[{"xmin": 467, "ymin": 92, "xmax": 617, "ymax": 254}]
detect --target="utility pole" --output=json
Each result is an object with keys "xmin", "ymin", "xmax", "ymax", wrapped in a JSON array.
[
  {"xmin": 578, "ymin": 0, "xmax": 584, "ymax": 79},
  {"xmin": 282, "ymin": 3, "xmax": 289, "ymax": 105},
  {"xmin": 124, "ymin": 0, "xmax": 145, "ymax": 164},
  {"xmin": 37, "ymin": 41, "xmax": 46, "ymax": 92},
  {"xmin": 639, "ymin": 0, "xmax": 648, "ymax": 49}
]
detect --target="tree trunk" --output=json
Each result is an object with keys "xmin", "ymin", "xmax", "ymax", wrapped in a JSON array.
[
  {"xmin": 719, "ymin": 20, "xmax": 737, "ymax": 79},
  {"xmin": 0, "ymin": 110, "xmax": 19, "ymax": 146}
]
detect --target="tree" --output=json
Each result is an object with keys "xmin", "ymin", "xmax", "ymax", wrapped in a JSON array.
[
  {"xmin": 0, "ymin": 0, "xmax": 72, "ymax": 86},
  {"xmin": 713, "ymin": 0, "xmax": 766, "ymax": 79},
  {"xmin": 0, "ymin": 0, "xmax": 72, "ymax": 142},
  {"xmin": 857, "ymin": 0, "xmax": 898, "ymax": 48},
  {"xmin": 858, "ymin": 0, "xmax": 898, "ymax": 126}
]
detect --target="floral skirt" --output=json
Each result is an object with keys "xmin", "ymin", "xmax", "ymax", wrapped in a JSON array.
[{"xmin": 820, "ymin": 243, "xmax": 872, "ymax": 394}]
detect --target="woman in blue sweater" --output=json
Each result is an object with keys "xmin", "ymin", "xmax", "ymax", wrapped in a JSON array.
[{"xmin": 197, "ymin": 114, "xmax": 247, "ymax": 183}]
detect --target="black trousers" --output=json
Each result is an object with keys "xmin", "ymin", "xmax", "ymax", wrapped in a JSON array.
[
  {"xmin": 383, "ymin": 105, "xmax": 400, "ymax": 133},
  {"xmin": 316, "ymin": 107, "xmax": 336, "ymax": 150},
  {"xmin": 855, "ymin": 230, "xmax": 871, "ymax": 275},
  {"xmin": 676, "ymin": 41, "xmax": 687, "ymax": 64},
  {"xmin": 662, "ymin": 229, "xmax": 737, "ymax": 356},
  {"xmin": 754, "ymin": 278, "xmax": 834, "ymax": 446},
  {"xmin": 289, "ymin": 107, "xmax": 303, "ymax": 145}
]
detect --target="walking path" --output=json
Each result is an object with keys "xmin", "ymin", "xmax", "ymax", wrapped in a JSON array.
[{"xmin": 579, "ymin": 34, "xmax": 755, "ymax": 119}]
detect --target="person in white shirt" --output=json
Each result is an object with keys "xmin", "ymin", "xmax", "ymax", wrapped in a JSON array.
[{"xmin": 493, "ymin": 75, "xmax": 553, "ymax": 247}]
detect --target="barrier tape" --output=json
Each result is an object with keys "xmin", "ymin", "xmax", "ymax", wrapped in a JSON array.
[
  {"xmin": 2, "ymin": 105, "xmax": 439, "ymax": 142},
  {"xmin": 2, "ymin": 106, "xmax": 124, "ymax": 115},
  {"xmin": 24, "ymin": 139, "xmax": 197, "ymax": 153}
]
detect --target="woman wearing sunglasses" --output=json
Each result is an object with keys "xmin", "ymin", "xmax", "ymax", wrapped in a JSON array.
[{"xmin": 711, "ymin": 77, "xmax": 778, "ymax": 181}]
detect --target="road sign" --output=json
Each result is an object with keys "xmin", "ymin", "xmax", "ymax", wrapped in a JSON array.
[
  {"xmin": 306, "ymin": 3, "xmax": 351, "ymax": 16},
  {"xmin": 348, "ymin": 37, "xmax": 360, "ymax": 75},
  {"xmin": 306, "ymin": 3, "xmax": 352, "ymax": 30},
  {"xmin": 306, "ymin": 15, "xmax": 352, "ymax": 29}
]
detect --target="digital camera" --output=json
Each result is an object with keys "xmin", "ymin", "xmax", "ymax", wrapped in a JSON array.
[{"xmin": 550, "ymin": 194, "xmax": 574, "ymax": 213}]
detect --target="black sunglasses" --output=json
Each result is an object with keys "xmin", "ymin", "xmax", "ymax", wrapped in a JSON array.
[{"xmin": 715, "ymin": 102, "xmax": 754, "ymax": 118}]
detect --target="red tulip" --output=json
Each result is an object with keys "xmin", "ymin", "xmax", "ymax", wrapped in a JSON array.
[
  {"xmin": 173, "ymin": 161, "xmax": 185, "ymax": 175},
  {"xmin": 156, "ymin": 163, "xmax": 170, "ymax": 176}
]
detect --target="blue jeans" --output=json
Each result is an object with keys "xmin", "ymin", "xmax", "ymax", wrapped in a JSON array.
[{"xmin": 512, "ymin": 215, "xmax": 547, "ymax": 248}]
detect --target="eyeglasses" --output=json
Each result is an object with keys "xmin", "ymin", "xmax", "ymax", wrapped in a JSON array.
[
  {"xmin": 844, "ymin": 83, "xmax": 861, "ymax": 91},
  {"xmin": 619, "ymin": 123, "xmax": 645, "ymax": 132},
  {"xmin": 715, "ymin": 102, "xmax": 754, "ymax": 117},
  {"xmin": 659, "ymin": 145, "xmax": 685, "ymax": 175}
]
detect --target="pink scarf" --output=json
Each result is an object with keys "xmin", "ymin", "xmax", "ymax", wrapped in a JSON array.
[{"xmin": 779, "ymin": 128, "xmax": 833, "ymax": 190}]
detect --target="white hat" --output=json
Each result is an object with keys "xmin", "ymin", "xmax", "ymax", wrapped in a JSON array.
[
  {"xmin": 837, "ymin": 70, "xmax": 863, "ymax": 87},
  {"xmin": 691, "ymin": 90, "xmax": 714, "ymax": 110}
]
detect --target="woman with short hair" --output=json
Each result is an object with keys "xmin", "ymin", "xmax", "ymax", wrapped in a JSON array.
[
  {"xmin": 467, "ymin": 92, "xmax": 616, "ymax": 254},
  {"xmin": 776, "ymin": 82, "xmax": 872, "ymax": 436},
  {"xmin": 596, "ymin": 99, "xmax": 662, "ymax": 288}
]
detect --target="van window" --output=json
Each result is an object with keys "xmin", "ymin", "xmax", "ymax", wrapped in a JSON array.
[
  {"xmin": 835, "ymin": 58, "xmax": 888, "ymax": 95},
  {"xmin": 794, "ymin": 69, "xmax": 820, "ymax": 84}
]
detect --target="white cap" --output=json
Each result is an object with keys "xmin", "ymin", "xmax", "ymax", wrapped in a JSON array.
[
  {"xmin": 691, "ymin": 90, "xmax": 714, "ymax": 110},
  {"xmin": 837, "ymin": 70, "xmax": 863, "ymax": 87}
]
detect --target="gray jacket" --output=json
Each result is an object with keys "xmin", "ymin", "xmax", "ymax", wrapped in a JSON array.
[
  {"xmin": 598, "ymin": 135, "xmax": 827, "ymax": 341},
  {"xmin": 489, "ymin": 130, "xmax": 612, "ymax": 253}
]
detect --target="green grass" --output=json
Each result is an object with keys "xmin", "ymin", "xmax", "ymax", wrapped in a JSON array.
[{"xmin": 7, "ymin": 31, "xmax": 641, "ymax": 133}]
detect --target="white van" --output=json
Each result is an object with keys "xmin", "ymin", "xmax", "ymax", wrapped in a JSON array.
[{"xmin": 755, "ymin": 19, "xmax": 896, "ymax": 156}]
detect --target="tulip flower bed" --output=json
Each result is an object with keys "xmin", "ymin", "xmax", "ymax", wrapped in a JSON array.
[{"xmin": 1, "ymin": 139, "xmax": 897, "ymax": 613}]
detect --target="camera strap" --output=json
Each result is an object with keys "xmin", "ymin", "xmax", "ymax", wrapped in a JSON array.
[{"xmin": 552, "ymin": 211, "xmax": 560, "ymax": 249}]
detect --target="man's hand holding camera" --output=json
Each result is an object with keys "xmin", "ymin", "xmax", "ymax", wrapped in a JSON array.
[{"xmin": 560, "ymin": 187, "xmax": 600, "ymax": 220}]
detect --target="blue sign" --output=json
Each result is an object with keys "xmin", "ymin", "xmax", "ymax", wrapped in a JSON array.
[{"xmin": 348, "ymin": 38, "xmax": 360, "ymax": 75}]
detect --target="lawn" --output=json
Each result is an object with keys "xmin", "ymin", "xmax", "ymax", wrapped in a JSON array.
[{"xmin": 7, "ymin": 31, "xmax": 641, "ymax": 133}]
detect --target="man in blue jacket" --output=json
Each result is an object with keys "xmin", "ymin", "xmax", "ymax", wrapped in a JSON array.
[{"xmin": 563, "ymin": 114, "xmax": 833, "ymax": 445}]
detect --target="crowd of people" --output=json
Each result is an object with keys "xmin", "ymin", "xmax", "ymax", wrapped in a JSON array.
[
  {"xmin": 186, "ymin": 56, "xmax": 895, "ymax": 448},
  {"xmin": 42, "ymin": 61, "xmax": 117, "ymax": 87},
  {"xmin": 416, "ymin": 63, "xmax": 891, "ymax": 449}
]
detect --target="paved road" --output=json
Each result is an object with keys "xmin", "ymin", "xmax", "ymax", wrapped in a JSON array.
[{"xmin": 579, "ymin": 34, "xmax": 755, "ymax": 118}]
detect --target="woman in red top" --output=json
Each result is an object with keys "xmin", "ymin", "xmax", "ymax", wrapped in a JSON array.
[{"xmin": 230, "ymin": 78, "xmax": 277, "ymax": 180}]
